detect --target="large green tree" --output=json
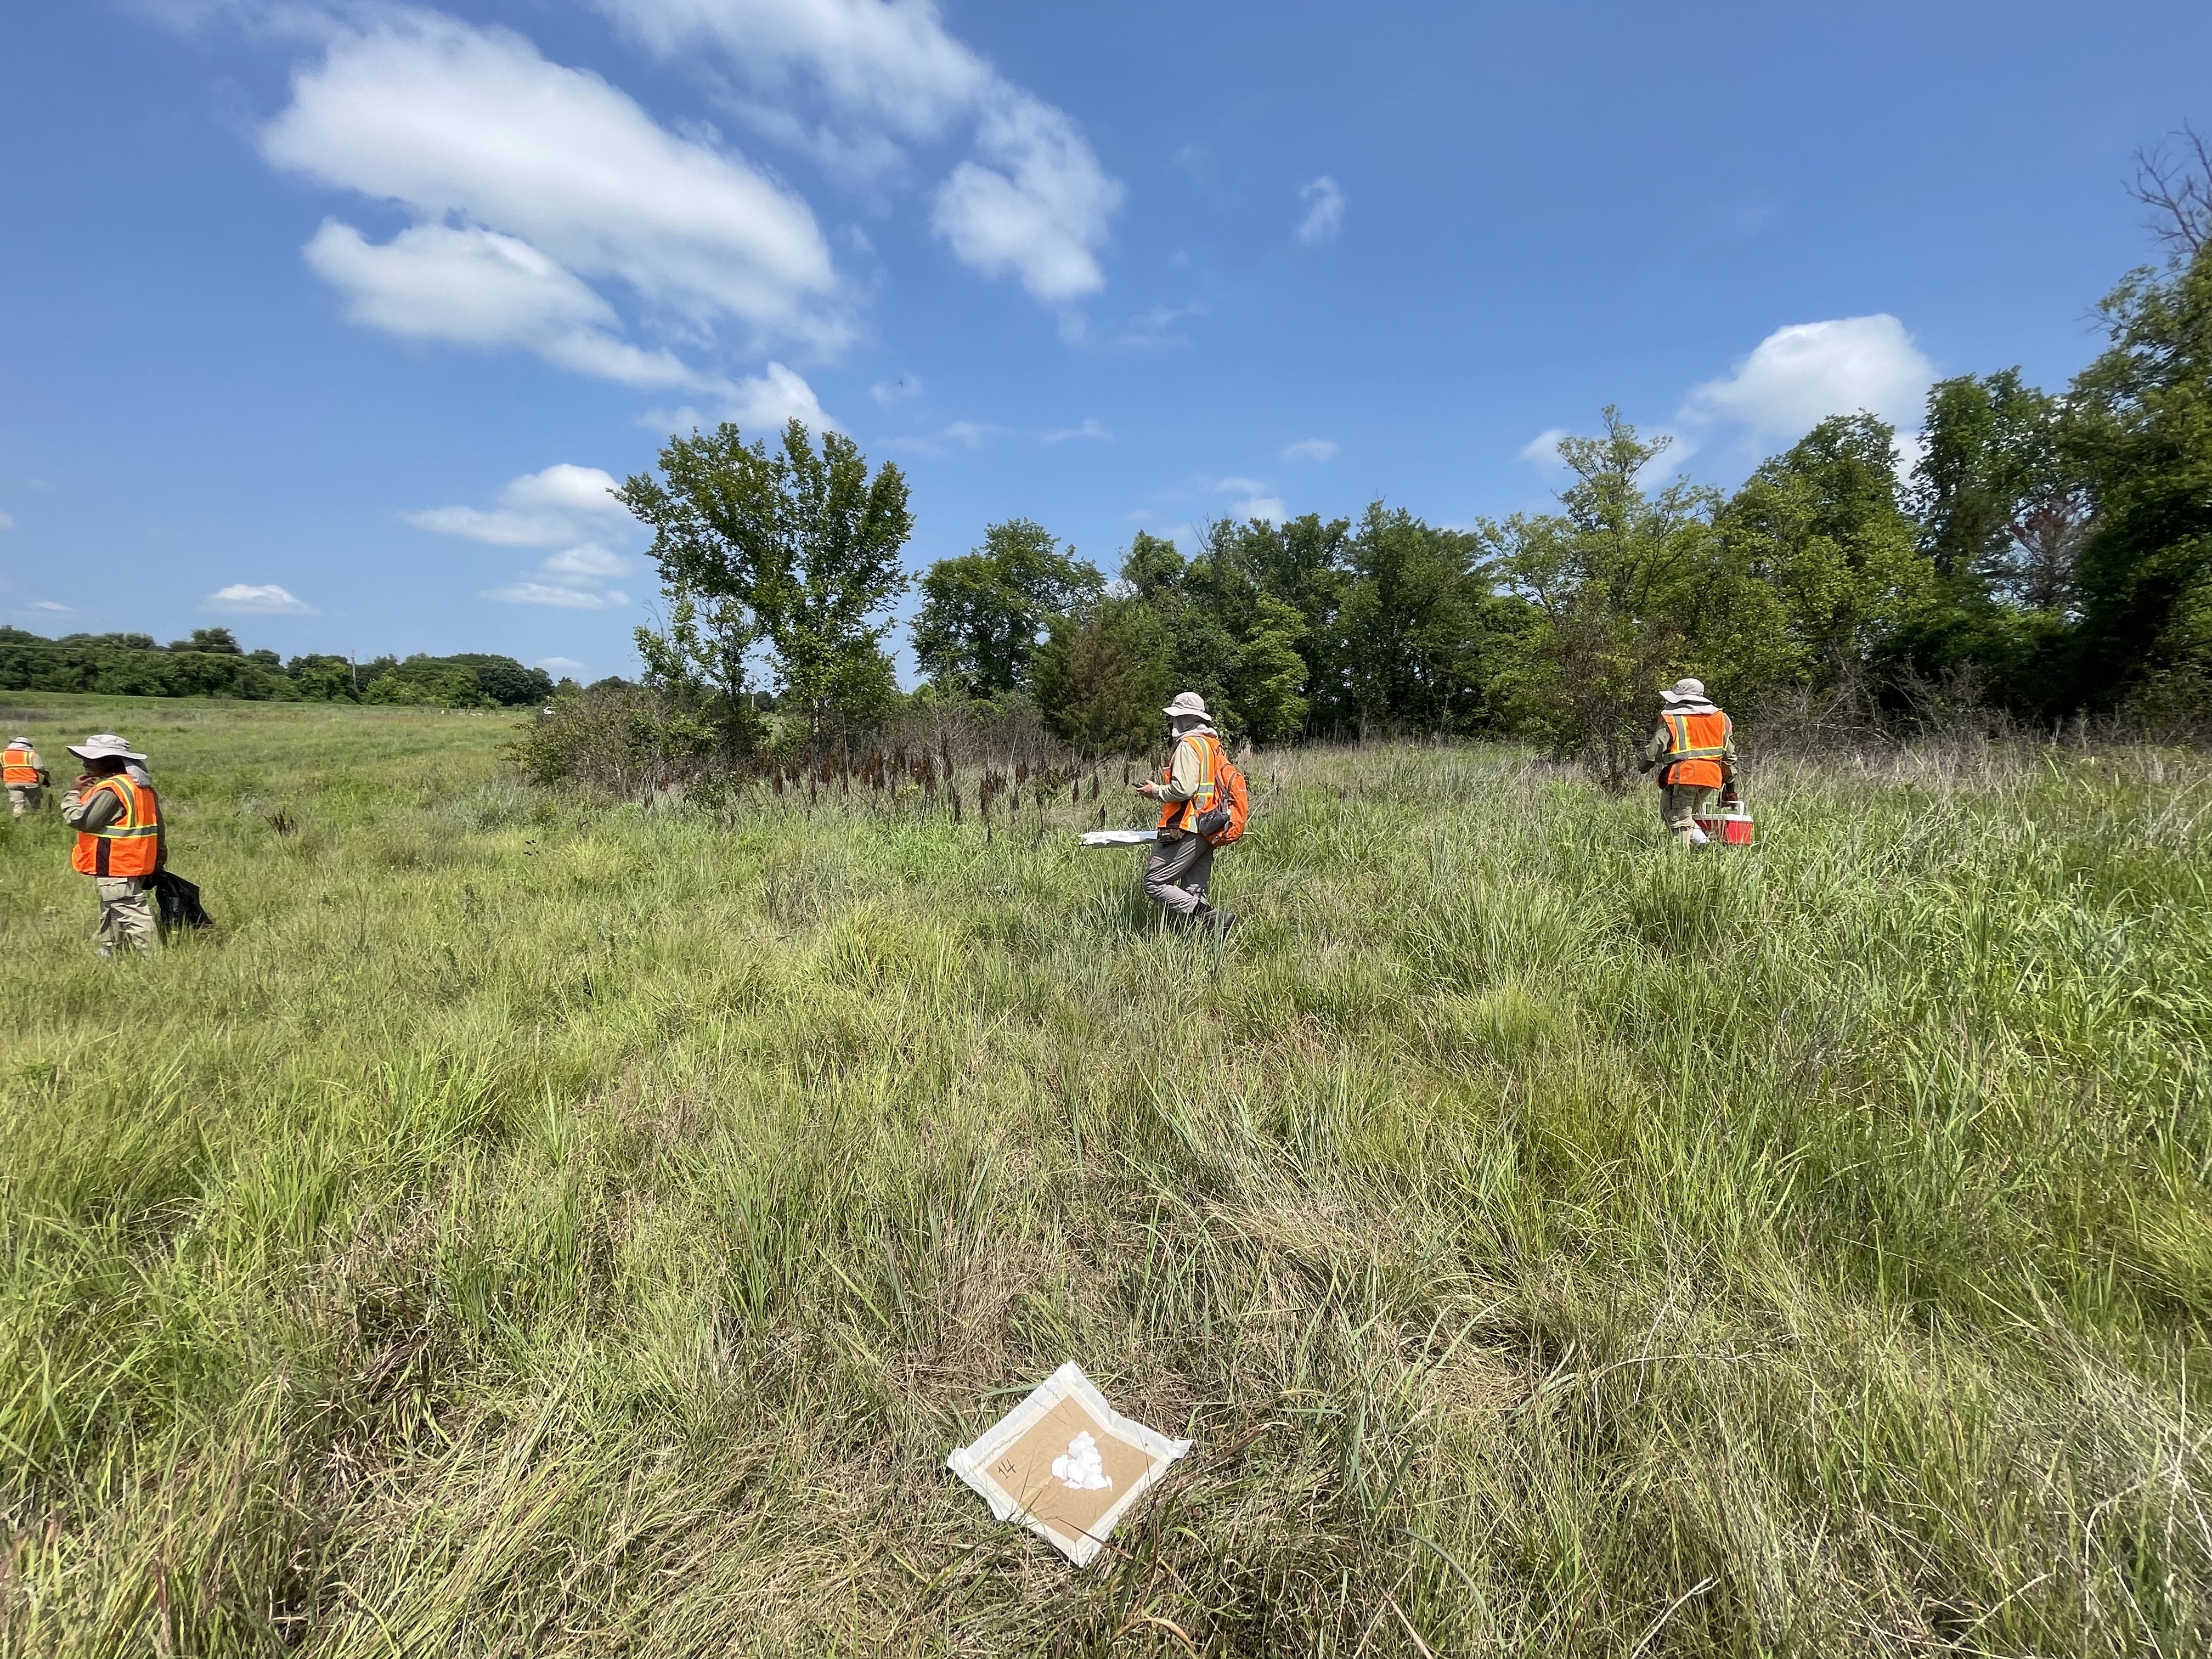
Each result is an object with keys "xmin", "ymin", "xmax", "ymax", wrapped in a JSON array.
[
  {"xmin": 1719, "ymin": 413, "xmax": 1932, "ymax": 695},
  {"xmin": 1032, "ymin": 599, "xmax": 1172, "ymax": 756},
  {"xmin": 619, "ymin": 421, "xmax": 913, "ymax": 753},
  {"xmin": 2065, "ymin": 238, "xmax": 2212, "ymax": 705},
  {"xmin": 911, "ymin": 520, "xmax": 1102, "ymax": 698},
  {"xmin": 1486, "ymin": 413, "xmax": 1722, "ymax": 787},
  {"xmin": 1913, "ymin": 370, "xmax": 2091, "ymax": 613},
  {"xmin": 1339, "ymin": 505, "xmax": 1510, "ymax": 736}
]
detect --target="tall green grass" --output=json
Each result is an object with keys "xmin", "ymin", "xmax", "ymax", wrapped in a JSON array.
[{"xmin": 2, "ymin": 696, "xmax": 2209, "ymax": 1655}]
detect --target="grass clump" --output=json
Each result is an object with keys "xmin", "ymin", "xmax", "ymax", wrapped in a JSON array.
[{"xmin": 1, "ymin": 697, "xmax": 2209, "ymax": 1655}]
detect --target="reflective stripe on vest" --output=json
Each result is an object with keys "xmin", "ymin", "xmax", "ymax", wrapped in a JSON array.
[
  {"xmin": 2, "ymin": 746, "xmax": 36, "ymax": 785},
  {"xmin": 1661, "ymin": 710, "xmax": 1730, "ymax": 788},
  {"xmin": 1157, "ymin": 732, "xmax": 1220, "ymax": 833},
  {"xmin": 71, "ymin": 774, "xmax": 162, "ymax": 878}
]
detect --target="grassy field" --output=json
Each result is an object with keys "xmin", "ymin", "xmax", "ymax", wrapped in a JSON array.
[{"xmin": 3, "ymin": 693, "xmax": 2210, "ymax": 1657}]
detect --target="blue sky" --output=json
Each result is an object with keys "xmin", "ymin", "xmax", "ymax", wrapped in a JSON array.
[{"xmin": 3, "ymin": 2, "xmax": 2205, "ymax": 682}]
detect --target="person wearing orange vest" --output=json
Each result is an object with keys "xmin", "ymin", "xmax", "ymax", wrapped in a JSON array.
[
  {"xmin": 1133, "ymin": 691, "xmax": 1237, "ymax": 935},
  {"xmin": 60, "ymin": 733, "xmax": 166, "ymax": 955},
  {"xmin": 4, "ymin": 735, "xmax": 49, "ymax": 817},
  {"xmin": 1639, "ymin": 679, "xmax": 1738, "ymax": 847}
]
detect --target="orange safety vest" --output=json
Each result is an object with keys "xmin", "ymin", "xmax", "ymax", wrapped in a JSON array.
[
  {"xmin": 2, "ymin": 745, "xmax": 37, "ymax": 786},
  {"xmin": 1156, "ymin": 731, "xmax": 1223, "ymax": 834},
  {"xmin": 1658, "ymin": 709, "xmax": 1731, "ymax": 789},
  {"xmin": 71, "ymin": 774, "xmax": 163, "ymax": 878}
]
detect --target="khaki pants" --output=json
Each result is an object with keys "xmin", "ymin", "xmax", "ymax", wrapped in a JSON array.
[
  {"xmin": 7, "ymin": 785, "xmax": 40, "ymax": 817},
  {"xmin": 1659, "ymin": 783, "xmax": 1719, "ymax": 845},
  {"xmin": 1143, "ymin": 831, "xmax": 1216, "ymax": 919},
  {"xmin": 93, "ymin": 876, "xmax": 162, "ymax": 955}
]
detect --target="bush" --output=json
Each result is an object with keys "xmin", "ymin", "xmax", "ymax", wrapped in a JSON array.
[
  {"xmin": 510, "ymin": 685, "xmax": 733, "ymax": 802},
  {"xmin": 364, "ymin": 666, "xmax": 491, "ymax": 709}
]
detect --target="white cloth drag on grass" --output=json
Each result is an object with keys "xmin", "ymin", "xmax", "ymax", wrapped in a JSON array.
[
  {"xmin": 947, "ymin": 1363, "xmax": 1191, "ymax": 1566},
  {"xmin": 1051, "ymin": 1432, "xmax": 1113, "ymax": 1491},
  {"xmin": 1078, "ymin": 828, "xmax": 1159, "ymax": 846}
]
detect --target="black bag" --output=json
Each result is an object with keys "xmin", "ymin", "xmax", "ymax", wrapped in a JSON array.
[{"xmin": 154, "ymin": 870, "xmax": 214, "ymax": 932}]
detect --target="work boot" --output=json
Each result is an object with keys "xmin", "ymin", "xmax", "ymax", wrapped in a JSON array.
[{"xmin": 1201, "ymin": 907, "xmax": 1237, "ymax": 938}]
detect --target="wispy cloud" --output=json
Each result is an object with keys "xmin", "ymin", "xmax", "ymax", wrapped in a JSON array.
[
  {"xmin": 1043, "ymin": 418, "xmax": 1112, "ymax": 443},
  {"xmin": 886, "ymin": 418, "xmax": 1011, "ymax": 456},
  {"xmin": 204, "ymin": 582, "xmax": 314, "ymax": 616},
  {"xmin": 1113, "ymin": 299, "xmax": 1205, "ymax": 351},
  {"xmin": 1282, "ymin": 437, "xmax": 1336, "ymax": 462},
  {"xmin": 1517, "ymin": 428, "xmax": 1569, "ymax": 466},
  {"xmin": 1297, "ymin": 175, "xmax": 1344, "ymax": 245},
  {"xmin": 1215, "ymin": 477, "xmax": 1285, "ymax": 524},
  {"xmin": 870, "ymin": 375, "xmax": 922, "ymax": 407},
  {"xmin": 483, "ymin": 580, "xmax": 631, "ymax": 610}
]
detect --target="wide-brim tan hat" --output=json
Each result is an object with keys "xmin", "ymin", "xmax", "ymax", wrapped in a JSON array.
[
  {"xmin": 1660, "ymin": 678, "xmax": 1712, "ymax": 707},
  {"xmin": 67, "ymin": 733, "xmax": 147, "ymax": 763},
  {"xmin": 1163, "ymin": 691, "xmax": 1211, "ymax": 721}
]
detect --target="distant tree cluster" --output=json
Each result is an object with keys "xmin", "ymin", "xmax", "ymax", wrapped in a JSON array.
[
  {"xmin": 0, "ymin": 628, "xmax": 558, "ymax": 709},
  {"xmin": 896, "ymin": 133, "xmax": 2212, "ymax": 759},
  {"xmin": 616, "ymin": 137, "xmax": 2210, "ymax": 769}
]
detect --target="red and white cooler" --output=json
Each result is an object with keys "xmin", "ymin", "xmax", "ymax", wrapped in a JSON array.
[{"xmin": 1694, "ymin": 804, "xmax": 1756, "ymax": 846}]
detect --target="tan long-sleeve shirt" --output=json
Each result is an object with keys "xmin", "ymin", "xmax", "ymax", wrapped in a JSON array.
[
  {"xmin": 1155, "ymin": 727, "xmax": 1215, "ymax": 803},
  {"xmin": 61, "ymin": 780, "xmax": 126, "ymax": 832}
]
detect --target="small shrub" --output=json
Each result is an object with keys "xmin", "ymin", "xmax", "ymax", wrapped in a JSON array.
[{"xmin": 510, "ymin": 685, "xmax": 736, "ymax": 802}]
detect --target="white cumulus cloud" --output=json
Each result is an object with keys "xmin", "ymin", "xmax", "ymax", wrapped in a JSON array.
[
  {"xmin": 407, "ymin": 464, "xmax": 630, "ymax": 547},
  {"xmin": 537, "ymin": 655, "xmax": 586, "ymax": 673},
  {"xmin": 1680, "ymin": 315, "xmax": 1933, "ymax": 438},
  {"xmin": 933, "ymin": 86, "xmax": 1122, "ymax": 302},
  {"xmin": 1213, "ymin": 478, "xmax": 1284, "ymax": 524},
  {"xmin": 601, "ymin": 0, "xmax": 990, "ymax": 139},
  {"xmin": 413, "ymin": 462, "xmax": 639, "ymax": 608},
  {"xmin": 726, "ymin": 361, "xmax": 839, "ymax": 431},
  {"xmin": 262, "ymin": 12, "xmax": 844, "ymax": 381},
  {"xmin": 644, "ymin": 362, "xmax": 842, "ymax": 435},
  {"xmin": 1283, "ymin": 437, "xmax": 1337, "ymax": 462},
  {"xmin": 1296, "ymin": 176, "xmax": 1344, "ymax": 245},
  {"xmin": 540, "ymin": 544, "xmax": 631, "ymax": 580},
  {"xmin": 300, "ymin": 222, "xmax": 702, "ymax": 387},
  {"xmin": 603, "ymin": 0, "xmax": 1121, "ymax": 307},
  {"xmin": 204, "ymin": 583, "xmax": 314, "ymax": 615}
]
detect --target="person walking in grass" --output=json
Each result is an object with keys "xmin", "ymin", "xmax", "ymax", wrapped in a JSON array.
[
  {"xmin": 4, "ymin": 735, "xmax": 49, "ymax": 817},
  {"xmin": 1135, "ymin": 691, "xmax": 1237, "ymax": 935},
  {"xmin": 60, "ymin": 734, "xmax": 165, "ymax": 956},
  {"xmin": 1639, "ymin": 678, "xmax": 1737, "ymax": 847}
]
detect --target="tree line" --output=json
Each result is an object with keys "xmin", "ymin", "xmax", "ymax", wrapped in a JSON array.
[
  {"xmin": 619, "ymin": 136, "xmax": 2210, "ymax": 769},
  {"xmin": 0, "ymin": 626, "xmax": 565, "ymax": 709}
]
